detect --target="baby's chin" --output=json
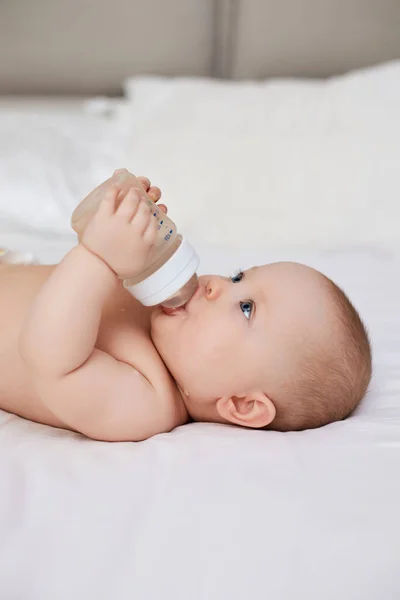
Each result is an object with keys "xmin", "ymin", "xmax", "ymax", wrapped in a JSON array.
[{"xmin": 149, "ymin": 304, "xmax": 188, "ymax": 350}]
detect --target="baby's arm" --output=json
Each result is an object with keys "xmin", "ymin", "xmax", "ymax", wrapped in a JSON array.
[{"xmin": 19, "ymin": 184, "xmax": 177, "ymax": 441}]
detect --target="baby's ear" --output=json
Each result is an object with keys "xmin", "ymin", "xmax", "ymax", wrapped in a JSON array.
[{"xmin": 216, "ymin": 392, "xmax": 276, "ymax": 429}]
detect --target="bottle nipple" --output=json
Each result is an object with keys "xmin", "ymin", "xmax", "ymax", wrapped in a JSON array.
[{"xmin": 161, "ymin": 273, "xmax": 199, "ymax": 309}]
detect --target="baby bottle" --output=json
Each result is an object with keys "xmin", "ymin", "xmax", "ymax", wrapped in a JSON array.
[{"xmin": 71, "ymin": 169, "xmax": 199, "ymax": 308}]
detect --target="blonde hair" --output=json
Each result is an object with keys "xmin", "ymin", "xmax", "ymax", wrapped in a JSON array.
[{"xmin": 269, "ymin": 277, "xmax": 372, "ymax": 431}]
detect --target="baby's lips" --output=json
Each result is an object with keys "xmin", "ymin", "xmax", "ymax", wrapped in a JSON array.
[
  {"xmin": 160, "ymin": 305, "xmax": 185, "ymax": 316},
  {"xmin": 160, "ymin": 283, "xmax": 200, "ymax": 316}
]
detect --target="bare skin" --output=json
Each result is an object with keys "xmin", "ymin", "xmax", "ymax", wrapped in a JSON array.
[
  {"xmin": 0, "ymin": 262, "xmax": 187, "ymax": 434},
  {"xmin": 0, "ymin": 175, "xmax": 188, "ymax": 441},
  {"xmin": 0, "ymin": 170, "xmax": 344, "ymax": 441}
]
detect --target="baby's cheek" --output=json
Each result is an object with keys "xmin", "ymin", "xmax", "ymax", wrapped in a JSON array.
[
  {"xmin": 179, "ymin": 314, "xmax": 232, "ymax": 366},
  {"xmin": 203, "ymin": 328, "xmax": 232, "ymax": 362}
]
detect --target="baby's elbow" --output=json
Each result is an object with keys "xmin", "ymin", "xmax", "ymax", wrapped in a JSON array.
[
  {"xmin": 74, "ymin": 422, "xmax": 157, "ymax": 443},
  {"xmin": 76, "ymin": 402, "xmax": 180, "ymax": 443}
]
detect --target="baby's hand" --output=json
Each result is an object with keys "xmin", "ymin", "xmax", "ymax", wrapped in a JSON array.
[
  {"xmin": 114, "ymin": 170, "xmax": 168, "ymax": 215},
  {"xmin": 81, "ymin": 184, "xmax": 157, "ymax": 279},
  {"xmin": 136, "ymin": 175, "xmax": 167, "ymax": 215}
]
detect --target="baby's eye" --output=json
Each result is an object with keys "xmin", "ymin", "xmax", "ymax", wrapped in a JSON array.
[
  {"xmin": 240, "ymin": 300, "xmax": 254, "ymax": 320},
  {"xmin": 231, "ymin": 270, "xmax": 244, "ymax": 283}
]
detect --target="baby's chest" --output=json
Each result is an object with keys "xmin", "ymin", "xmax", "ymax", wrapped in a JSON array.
[
  {"xmin": 96, "ymin": 308, "xmax": 181, "ymax": 414},
  {"xmin": 98, "ymin": 295, "xmax": 150, "ymax": 356},
  {"xmin": 96, "ymin": 289, "xmax": 165, "ymax": 381}
]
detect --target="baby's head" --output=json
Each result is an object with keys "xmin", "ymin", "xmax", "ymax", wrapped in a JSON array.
[{"xmin": 151, "ymin": 262, "xmax": 371, "ymax": 431}]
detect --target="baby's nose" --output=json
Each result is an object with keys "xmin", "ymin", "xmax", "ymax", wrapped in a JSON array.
[{"xmin": 204, "ymin": 276, "xmax": 226, "ymax": 301}]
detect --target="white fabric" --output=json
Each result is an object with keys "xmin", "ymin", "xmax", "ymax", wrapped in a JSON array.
[
  {"xmin": 123, "ymin": 61, "xmax": 400, "ymax": 249},
  {"xmin": 1, "ymin": 63, "xmax": 400, "ymax": 599},
  {"xmin": 0, "ymin": 243, "xmax": 400, "ymax": 600},
  {"xmin": 0, "ymin": 97, "xmax": 126, "ymax": 236},
  {"xmin": 1, "ymin": 61, "xmax": 400, "ymax": 248}
]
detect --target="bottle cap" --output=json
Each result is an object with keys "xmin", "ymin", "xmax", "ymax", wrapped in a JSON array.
[{"xmin": 124, "ymin": 237, "xmax": 200, "ymax": 306}]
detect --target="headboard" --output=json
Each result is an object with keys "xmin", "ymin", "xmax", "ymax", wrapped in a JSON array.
[{"xmin": 1, "ymin": 0, "xmax": 399, "ymax": 94}]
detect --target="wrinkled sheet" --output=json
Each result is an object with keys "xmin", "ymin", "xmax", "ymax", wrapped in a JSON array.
[{"xmin": 1, "ymin": 240, "xmax": 399, "ymax": 600}]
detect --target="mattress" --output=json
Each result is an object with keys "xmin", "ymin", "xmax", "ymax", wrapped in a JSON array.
[{"xmin": 1, "ymin": 63, "xmax": 400, "ymax": 599}]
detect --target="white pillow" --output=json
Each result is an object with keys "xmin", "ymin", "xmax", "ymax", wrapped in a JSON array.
[
  {"xmin": 1, "ymin": 61, "xmax": 399, "ymax": 250},
  {"xmin": 122, "ymin": 61, "xmax": 400, "ymax": 249},
  {"xmin": 0, "ymin": 105, "xmax": 126, "ymax": 235}
]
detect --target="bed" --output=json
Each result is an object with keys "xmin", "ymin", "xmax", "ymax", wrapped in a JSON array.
[{"xmin": 1, "ymin": 2, "xmax": 400, "ymax": 598}]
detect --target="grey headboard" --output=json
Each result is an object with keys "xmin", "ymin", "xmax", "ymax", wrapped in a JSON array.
[{"xmin": 1, "ymin": 0, "xmax": 399, "ymax": 94}]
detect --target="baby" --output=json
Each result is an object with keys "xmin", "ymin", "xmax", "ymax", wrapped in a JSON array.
[{"xmin": 0, "ymin": 172, "xmax": 372, "ymax": 441}]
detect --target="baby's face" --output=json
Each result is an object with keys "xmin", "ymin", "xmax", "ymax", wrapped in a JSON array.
[{"xmin": 151, "ymin": 262, "xmax": 333, "ymax": 422}]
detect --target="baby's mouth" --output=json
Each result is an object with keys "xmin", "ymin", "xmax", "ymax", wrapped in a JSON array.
[
  {"xmin": 160, "ymin": 304, "xmax": 186, "ymax": 316},
  {"xmin": 160, "ymin": 281, "xmax": 202, "ymax": 316}
]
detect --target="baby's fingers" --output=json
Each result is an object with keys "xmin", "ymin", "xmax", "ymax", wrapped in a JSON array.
[
  {"xmin": 148, "ymin": 186, "xmax": 161, "ymax": 203},
  {"xmin": 116, "ymin": 189, "xmax": 140, "ymax": 221},
  {"xmin": 98, "ymin": 184, "xmax": 119, "ymax": 217},
  {"xmin": 137, "ymin": 176, "xmax": 151, "ymax": 192},
  {"xmin": 131, "ymin": 198, "xmax": 151, "ymax": 234},
  {"xmin": 143, "ymin": 215, "xmax": 157, "ymax": 246},
  {"xmin": 136, "ymin": 176, "xmax": 161, "ymax": 203}
]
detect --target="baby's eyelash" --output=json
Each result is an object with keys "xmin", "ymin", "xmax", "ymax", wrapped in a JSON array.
[{"xmin": 231, "ymin": 269, "xmax": 244, "ymax": 283}]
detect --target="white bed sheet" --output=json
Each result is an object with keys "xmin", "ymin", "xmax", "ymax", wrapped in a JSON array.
[
  {"xmin": 1, "ymin": 67, "xmax": 400, "ymax": 599},
  {"xmin": 1, "ymin": 240, "xmax": 399, "ymax": 600}
]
